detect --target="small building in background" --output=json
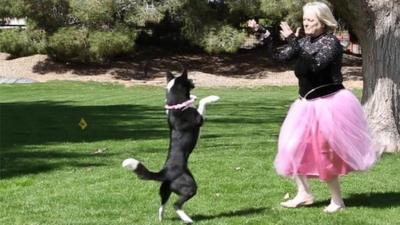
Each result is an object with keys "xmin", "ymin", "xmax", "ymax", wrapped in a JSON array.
[
  {"xmin": 0, "ymin": 18, "xmax": 26, "ymax": 29},
  {"xmin": 335, "ymin": 30, "xmax": 362, "ymax": 55}
]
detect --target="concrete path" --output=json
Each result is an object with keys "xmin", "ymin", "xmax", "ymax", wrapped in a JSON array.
[{"xmin": 0, "ymin": 76, "xmax": 38, "ymax": 84}]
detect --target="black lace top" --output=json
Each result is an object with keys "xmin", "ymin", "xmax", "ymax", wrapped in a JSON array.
[{"xmin": 272, "ymin": 33, "xmax": 344, "ymax": 97}]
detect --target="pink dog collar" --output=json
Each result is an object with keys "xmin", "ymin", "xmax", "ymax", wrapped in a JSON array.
[{"xmin": 165, "ymin": 98, "xmax": 195, "ymax": 110}]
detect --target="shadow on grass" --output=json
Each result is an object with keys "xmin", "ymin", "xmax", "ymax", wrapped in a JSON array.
[
  {"xmin": 204, "ymin": 102, "xmax": 291, "ymax": 125},
  {"xmin": 345, "ymin": 192, "xmax": 400, "ymax": 208},
  {"xmin": 0, "ymin": 94, "xmax": 293, "ymax": 179},
  {"xmin": 31, "ymin": 47, "xmax": 291, "ymax": 81},
  {"xmin": 311, "ymin": 192, "xmax": 400, "ymax": 209},
  {"xmin": 0, "ymin": 150, "xmax": 109, "ymax": 179},
  {"xmin": 170, "ymin": 207, "xmax": 268, "ymax": 222},
  {"xmin": 0, "ymin": 100, "xmax": 167, "ymax": 148},
  {"xmin": 0, "ymin": 100, "xmax": 167, "ymax": 179}
]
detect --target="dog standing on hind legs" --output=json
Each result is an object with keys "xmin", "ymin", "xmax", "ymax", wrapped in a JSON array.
[{"xmin": 122, "ymin": 69, "xmax": 220, "ymax": 223}]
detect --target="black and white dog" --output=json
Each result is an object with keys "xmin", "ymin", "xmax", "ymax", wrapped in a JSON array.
[{"xmin": 122, "ymin": 70, "xmax": 219, "ymax": 223}]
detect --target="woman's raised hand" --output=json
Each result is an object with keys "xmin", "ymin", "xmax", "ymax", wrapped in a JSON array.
[
  {"xmin": 247, "ymin": 19, "xmax": 260, "ymax": 31},
  {"xmin": 280, "ymin": 21, "xmax": 294, "ymax": 39}
]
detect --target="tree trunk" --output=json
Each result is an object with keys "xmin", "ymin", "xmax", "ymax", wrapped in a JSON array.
[{"xmin": 330, "ymin": 0, "xmax": 400, "ymax": 152}]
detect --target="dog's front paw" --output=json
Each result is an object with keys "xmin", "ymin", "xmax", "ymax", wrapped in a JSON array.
[
  {"xmin": 122, "ymin": 158, "xmax": 139, "ymax": 171},
  {"xmin": 200, "ymin": 95, "xmax": 220, "ymax": 104}
]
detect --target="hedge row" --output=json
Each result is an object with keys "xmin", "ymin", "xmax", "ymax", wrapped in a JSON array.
[
  {"xmin": 0, "ymin": 27, "xmax": 136, "ymax": 63},
  {"xmin": 0, "ymin": 29, "xmax": 46, "ymax": 57},
  {"xmin": 47, "ymin": 28, "xmax": 137, "ymax": 63}
]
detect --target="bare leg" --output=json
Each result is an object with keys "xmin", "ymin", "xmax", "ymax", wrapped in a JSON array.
[
  {"xmin": 295, "ymin": 175, "xmax": 312, "ymax": 195},
  {"xmin": 281, "ymin": 175, "xmax": 314, "ymax": 208},
  {"xmin": 324, "ymin": 177, "xmax": 345, "ymax": 213}
]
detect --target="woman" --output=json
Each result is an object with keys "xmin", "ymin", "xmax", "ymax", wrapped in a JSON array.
[{"xmin": 249, "ymin": 2, "xmax": 377, "ymax": 213}]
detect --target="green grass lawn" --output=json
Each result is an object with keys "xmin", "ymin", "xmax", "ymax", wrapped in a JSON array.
[{"xmin": 0, "ymin": 81, "xmax": 399, "ymax": 225}]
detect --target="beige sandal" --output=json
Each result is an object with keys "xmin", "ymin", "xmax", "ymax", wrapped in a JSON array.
[
  {"xmin": 323, "ymin": 202, "xmax": 345, "ymax": 213},
  {"xmin": 280, "ymin": 195, "xmax": 314, "ymax": 208}
]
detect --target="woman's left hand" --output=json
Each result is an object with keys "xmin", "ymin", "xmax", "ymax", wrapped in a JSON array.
[{"xmin": 280, "ymin": 21, "xmax": 294, "ymax": 39}]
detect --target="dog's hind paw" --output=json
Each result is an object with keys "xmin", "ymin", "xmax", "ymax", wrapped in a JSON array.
[
  {"xmin": 176, "ymin": 210, "xmax": 193, "ymax": 224},
  {"xmin": 122, "ymin": 158, "xmax": 139, "ymax": 171},
  {"xmin": 158, "ymin": 205, "xmax": 165, "ymax": 222}
]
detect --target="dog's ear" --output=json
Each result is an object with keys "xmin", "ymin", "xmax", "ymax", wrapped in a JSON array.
[
  {"xmin": 166, "ymin": 71, "xmax": 175, "ymax": 82},
  {"xmin": 181, "ymin": 69, "xmax": 188, "ymax": 79}
]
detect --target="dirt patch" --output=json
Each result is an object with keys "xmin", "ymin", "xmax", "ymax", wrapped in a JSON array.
[{"xmin": 0, "ymin": 50, "xmax": 363, "ymax": 89}]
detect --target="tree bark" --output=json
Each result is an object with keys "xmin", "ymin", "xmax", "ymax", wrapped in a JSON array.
[{"xmin": 329, "ymin": 0, "xmax": 400, "ymax": 152}]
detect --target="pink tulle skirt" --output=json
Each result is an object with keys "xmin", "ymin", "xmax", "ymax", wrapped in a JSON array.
[{"xmin": 274, "ymin": 89, "xmax": 377, "ymax": 181}]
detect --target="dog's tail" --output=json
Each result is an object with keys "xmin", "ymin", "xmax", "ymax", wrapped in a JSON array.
[
  {"xmin": 198, "ymin": 95, "xmax": 220, "ymax": 116},
  {"xmin": 122, "ymin": 158, "xmax": 165, "ymax": 181}
]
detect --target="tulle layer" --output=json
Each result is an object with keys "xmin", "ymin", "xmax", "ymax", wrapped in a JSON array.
[{"xmin": 274, "ymin": 89, "xmax": 377, "ymax": 181}]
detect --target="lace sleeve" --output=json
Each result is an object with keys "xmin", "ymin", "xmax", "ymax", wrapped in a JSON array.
[
  {"xmin": 301, "ymin": 35, "xmax": 342, "ymax": 72},
  {"xmin": 272, "ymin": 34, "xmax": 301, "ymax": 62}
]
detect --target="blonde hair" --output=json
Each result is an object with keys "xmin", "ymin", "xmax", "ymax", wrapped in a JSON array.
[{"xmin": 303, "ymin": 1, "xmax": 338, "ymax": 30}]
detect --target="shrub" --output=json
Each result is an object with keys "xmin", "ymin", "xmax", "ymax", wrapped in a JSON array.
[
  {"xmin": 47, "ymin": 27, "xmax": 89, "ymax": 62},
  {"xmin": 0, "ymin": 28, "xmax": 46, "ymax": 57},
  {"xmin": 88, "ymin": 29, "xmax": 136, "ymax": 63},
  {"xmin": 47, "ymin": 27, "xmax": 137, "ymax": 63}
]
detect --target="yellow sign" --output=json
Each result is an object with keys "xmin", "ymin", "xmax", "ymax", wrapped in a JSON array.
[{"xmin": 79, "ymin": 118, "xmax": 87, "ymax": 130}]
